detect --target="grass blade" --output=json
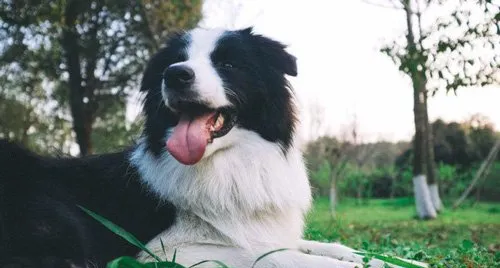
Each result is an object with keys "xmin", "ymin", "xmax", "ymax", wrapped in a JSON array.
[
  {"xmin": 160, "ymin": 238, "xmax": 167, "ymax": 259},
  {"xmin": 189, "ymin": 260, "xmax": 230, "ymax": 268},
  {"xmin": 251, "ymin": 248, "xmax": 289, "ymax": 268},
  {"xmin": 144, "ymin": 262, "xmax": 186, "ymax": 268},
  {"xmin": 78, "ymin": 205, "xmax": 162, "ymax": 262},
  {"xmin": 107, "ymin": 256, "xmax": 188, "ymax": 268},
  {"xmin": 355, "ymin": 252, "xmax": 426, "ymax": 268},
  {"xmin": 172, "ymin": 249, "xmax": 177, "ymax": 263}
]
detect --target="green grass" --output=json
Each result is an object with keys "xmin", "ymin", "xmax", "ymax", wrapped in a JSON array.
[
  {"xmin": 305, "ymin": 197, "xmax": 500, "ymax": 267},
  {"xmin": 81, "ymin": 199, "xmax": 500, "ymax": 267},
  {"xmin": 81, "ymin": 203, "xmax": 426, "ymax": 268}
]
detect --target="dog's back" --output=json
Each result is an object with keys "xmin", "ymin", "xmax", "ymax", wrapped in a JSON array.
[
  {"xmin": 0, "ymin": 139, "xmax": 40, "ymax": 178},
  {"xmin": 0, "ymin": 139, "xmax": 177, "ymax": 267}
]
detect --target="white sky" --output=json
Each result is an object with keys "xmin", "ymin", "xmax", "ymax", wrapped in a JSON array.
[{"xmin": 128, "ymin": 0, "xmax": 500, "ymax": 143}]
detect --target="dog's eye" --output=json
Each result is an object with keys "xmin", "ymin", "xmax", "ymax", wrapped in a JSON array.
[{"xmin": 217, "ymin": 62, "xmax": 233, "ymax": 69}]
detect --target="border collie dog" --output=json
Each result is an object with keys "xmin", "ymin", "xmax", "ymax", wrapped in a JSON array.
[{"xmin": 0, "ymin": 27, "xmax": 415, "ymax": 268}]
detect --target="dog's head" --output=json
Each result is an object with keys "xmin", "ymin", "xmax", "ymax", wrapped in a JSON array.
[{"xmin": 140, "ymin": 27, "xmax": 298, "ymax": 165}]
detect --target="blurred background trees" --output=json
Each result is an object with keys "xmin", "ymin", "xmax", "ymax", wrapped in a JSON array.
[
  {"xmin": 0, "ymin": 0, "xmax": 201, "ymax": 155},
  {"xmin": 306, "ymin": 115, "xmax": 500, "ymax": 206}
]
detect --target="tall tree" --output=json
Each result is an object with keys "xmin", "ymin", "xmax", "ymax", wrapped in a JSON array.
[
  {"xmin": 0, "ymin": 0, "xmax": 201, "ymax": 155},
  {"xmin": 365, "ymin": 0, "xmax": 500, "ymax": 219}
]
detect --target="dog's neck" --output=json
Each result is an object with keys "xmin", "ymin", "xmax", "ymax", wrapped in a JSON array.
[{"xmin": 130, "ymin": 128, "xmax": 312, "ymax": 248}]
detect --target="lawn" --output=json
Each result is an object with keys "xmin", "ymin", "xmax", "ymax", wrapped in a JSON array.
[{"xmin": 305, "ymin": 197, "xmax": 500, "ymax": 267}]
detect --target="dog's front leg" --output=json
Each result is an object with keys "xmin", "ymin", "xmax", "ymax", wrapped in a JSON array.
[
  {"xmin": 139, "ymin": 244, "xmax": 361, "ymax": 268},
  {"xmin": 298, "ymin": 240, "xmax": 370, "ymax": 265},
  {"xmin": 298, "ymin": 239, "xmax": 427, "ymax": 268},
  {"xmin": 253, "ymin": 250, "xmax": 363, "ymax": 268}
]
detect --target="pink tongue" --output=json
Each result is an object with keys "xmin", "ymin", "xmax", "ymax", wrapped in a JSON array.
[{"xmin": 166, "ymin": 112, "xmax": 216, "ymax": 165}]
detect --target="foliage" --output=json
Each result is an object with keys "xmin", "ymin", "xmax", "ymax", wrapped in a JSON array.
[
  {"xmin": 309, "ymin": 155, "xmax": 500, "ymax": 202},
  {"xmin": 306, "ymin": 198, "xmax": 500, "ymax": 267},
  {"xmin": 140, "ymin": 0, "xmax": 202, "ymax": 50},
  {"xmin": 380, "ymin": 0, "xmax": 500, "ymax": 94},
  {"xmin": 309, "ymin": 160, "xmax": 332, "ymax": 196},
  {"xmin": 305, "ymin": 116, "xmax": 500, "ymax": 201},
  {"xmin": 354, "ymin": 251, "xmax": 425, "ymax": 268},
  {"xmin": 0, "ymin": 79, "xmax": 73, "ymax": 154},
  {"xmin": 0, "ymin": 0, "xmax": 201, "ymax": 155},
  {"xmin": 477, "ymin": 162, "xmax": 500, "ymax": 201},
  {"xmin": 305, "ymin": 136, "xmax": 410, "ymax": 198},
  {"xmin": 437, "ymin": 163, "xmax": 474, "ymax": 198},
  {"xmin": 396, "ymin": 117, "xmax": 499, "ymax": 168}
]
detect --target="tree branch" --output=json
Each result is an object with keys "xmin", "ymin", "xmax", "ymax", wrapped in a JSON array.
[
  {"xmin": 453, "ymin": 139, "xmax": 500, "ymax": 208},
  {"xmin": 404, "ymin": 0, "xmax": 417, "ymax": 51},
  {"xmin": 415, "ymin": 0, "xmax": 425, "ymax": 47}
]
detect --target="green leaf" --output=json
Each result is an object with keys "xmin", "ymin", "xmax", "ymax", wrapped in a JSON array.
[
  {"xmin": 494, "ymin": 251, "xmax": 500, "ymax": 262},
  {"xmin": 354, "ymin": 252, "xmax": 426, "ymax": 268},
  {"xmin": 189, "ymin": 260, "xmax": 230, "ymax": 268},
  {"xmin": 109, "ymin": 257, "xmax": 187, "ymax": 268},
  {"xmin": 413, "ymin": 251, "xmax": 425, "ymax": 261},
  {"xmin": 362, "ymin": 240, "xmax": 370, "ymax": 250},
  {"xmin": 462, "ymin": 239, "xmax": 474, "ymax": 250},
  {"xmin": 78, "ymin": 205, "xmax": 162, "ymax": 262},
  {"xmin": 251, "ymin": 248, "xmax": 290, "ymax": 268},
  {"xmin": 107, "ymin": 256, "xmax": 187, "ymax": 268},
  {"xmin": 146, "ymin": 262, "xmax": 186, "ymax": 268}
]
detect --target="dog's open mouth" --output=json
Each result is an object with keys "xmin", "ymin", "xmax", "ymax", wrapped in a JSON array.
[{"xmin": 166, "ymin": 103, "xmax": 237, "ymax": 165}]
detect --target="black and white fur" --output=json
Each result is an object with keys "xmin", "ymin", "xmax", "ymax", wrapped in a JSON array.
[
  {"xmin": 0, "ymin": 27, "xmax": 422, "ymax": 268},
  {"xmin": 134, "ymin": 27, "xmax": 414, "ymax": 267}
]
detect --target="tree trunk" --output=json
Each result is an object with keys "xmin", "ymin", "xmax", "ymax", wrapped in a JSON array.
[
  {"xmin": 83, "ymin": 113, "xmax": 94, "ymax": 155},
  {"xmin": 413, "ymin": 175, "xmax": 436, "ymax": 219},
  {"xmin": 328, "ymin": 154, "xmax": 348, "ymax": 216},
  {"xmin": 404, "ymin": 0, "xmax": 436, "ymax": 219},
  {"xmin": 329, "ymin": 178, "xmax": 337, "ymax": 217},
  {"xmin": 424, "ymin": 90, "xmax": 443, "ymax": 211},
  {"xmin": 61, "ymin": 0, "xmax": 93, "ymax": 156},
  {"xmin": 390, "ymin": 175, "xmax": 396, "ymax": 199},
  {"xmin": 428, "ymin": 184, "xmax": 443, "ymax": 211},
  {"xmin": 412, "ymin": 79, "xmax": 437, "ymax": 220},
  {"xmin": 356, "ymin": 184, "xmax": 363, "ymax": 205}
]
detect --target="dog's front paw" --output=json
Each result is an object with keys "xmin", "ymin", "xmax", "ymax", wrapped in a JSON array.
[{"xmin": 298, "ymin": 239, "xmax": 427, "ymax": 268}]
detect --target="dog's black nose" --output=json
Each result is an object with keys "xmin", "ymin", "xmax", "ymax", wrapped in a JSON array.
[{"xmin": 163, "ymin": 65, "xmax": 195, "ymax": 90}]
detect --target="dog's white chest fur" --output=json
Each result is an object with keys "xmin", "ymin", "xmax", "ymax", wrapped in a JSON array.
[{"xmin": 130, "ymin": 128, "xmax": 312, "ymax": 252}]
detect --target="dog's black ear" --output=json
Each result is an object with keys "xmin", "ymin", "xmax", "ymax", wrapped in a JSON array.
[
  {"xmin": 140, "ymin": 47, "xmax": 168, "ymax": 92},
  {"xmin": 244, "ymin": 28, "xmax": 297, "ymax": 77}
]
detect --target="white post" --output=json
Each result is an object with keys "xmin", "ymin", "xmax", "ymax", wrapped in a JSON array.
[
  {"xmin": 413, "ymin": 174, "xmax": 437, "ymax": 219},
  {"xmin": 429, "ymin": 183, "xmax": 443, "ymax": 211}
]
